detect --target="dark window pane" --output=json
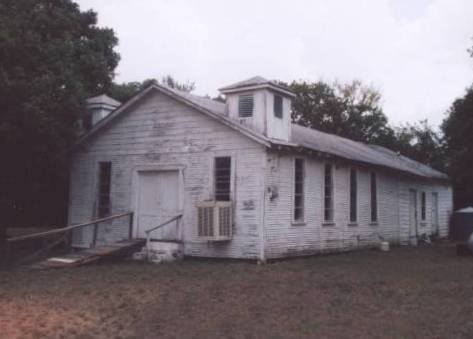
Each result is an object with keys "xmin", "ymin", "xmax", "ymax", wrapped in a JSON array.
[
  {"xmin": 324, "ymin": 164, "xmax": 334, "ymax": 221},
  {"xmin": 293, "ymin": 159, "xmax": 304, "ymax": 221},
  {"xmin": 350, "ymin": 169, "xmax": 357, "ymax": 222},
  {"xmin": 97, "ymin": 162, "xmax": 112, "ymax": 217},
  {"xmin": 421, "ymin": 192, "xmax": 426, "ymax": 220},
  {"xmin": 274, "ymin": 95, "xmax": 283, "ymax": 118},
  {"xmin": 215, "ymin": 157, "xmax": 231, "ymax": 201},
  {"xmin": 370, "ymin": 172, "xmax": 377, "ymax": 222}
]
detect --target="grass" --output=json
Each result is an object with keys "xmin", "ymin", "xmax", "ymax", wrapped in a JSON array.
[{"xmin": 1, "ymin": 243, "xmax": 473, "ymax": 338}]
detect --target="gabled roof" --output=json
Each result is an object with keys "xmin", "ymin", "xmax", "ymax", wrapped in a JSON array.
[
  {"xmin": 219, "ymin": 76, "xmax": 295, "ymax": 97},
  {"xmin": 219, "ymin": 76, "xmax": 270, "ymax": 90},
  {"xmin": 75, "ymin": 83, "xmax": 273, "ymax": 148},
  {"xmin": 75, "ymin": 80, "xmax": 447, "ymax": 181},
  {"xmin": 456, "ymin": 207, "xmax": 473, "ymax": 213},
  {"xmin": 86, "ymin": 94, "xmax": 121, "ymax": 107}
]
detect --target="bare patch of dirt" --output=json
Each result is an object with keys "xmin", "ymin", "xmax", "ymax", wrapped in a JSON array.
[{"xmin": 1, "ymin": 243, "xmax": 473, "ymax": 338}]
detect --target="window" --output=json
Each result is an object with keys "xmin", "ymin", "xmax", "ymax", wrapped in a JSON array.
[
  {"xmin": 421, "ymin": 192, "xmax": 426, "ymax": 221},
  {"xmin": 370, "ymin": 172, "xmax": 377, "ymax": 223},
  {"xmin": 431, "ymin": 192, "xmax": 439, "ymax": 231},
  {"xmin": 349, "ymin": 168, "xmax": 357, "ymax": 223},
  {"xmin": 238, "ymin": 95, "xmax": 254, "ymax": 117},
  {"xmin": 97, "ymin": 162, "xmax": 112, "ymax": 217},
  {"xmin": 274, "ymin": 95, "xmax": 283, "ymax": 118},
  {"xmin": 214, "ymin": 157, "xmax": 231, "ymax": 201},
  {"xmin": 324, "ymin": 164, "xmax": 334, "ymax": 222},
  {"xmin": 293, "ymin": 158, "xmax": 305, "ymax": 222}
]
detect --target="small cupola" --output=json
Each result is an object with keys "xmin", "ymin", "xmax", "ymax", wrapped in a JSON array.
[
  {"xmin": 83, "ymin": 94, "xmax": 121, "ymax": 131},
  {"xmin": 219, "ymin": 76, "xmax": 295, "ymax": 142}
]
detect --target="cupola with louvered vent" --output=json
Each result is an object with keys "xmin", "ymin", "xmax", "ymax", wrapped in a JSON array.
[{"xmin": 219, "ymin": 76, "xmax": 295, "ymax": 142}]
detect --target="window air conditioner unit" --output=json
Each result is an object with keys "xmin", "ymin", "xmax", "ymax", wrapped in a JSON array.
[{"xmin": 197, "ymin": 201, "xmax": 232, "ymax": 241}]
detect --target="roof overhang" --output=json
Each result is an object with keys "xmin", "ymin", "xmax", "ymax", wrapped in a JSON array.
[
  {"xmin": 267, "ymin": 142, "xmax": 450, "ymax": 183},
  {"xmin": 219, "ymin": 84, "xmax": 296, "ymax": 98}
]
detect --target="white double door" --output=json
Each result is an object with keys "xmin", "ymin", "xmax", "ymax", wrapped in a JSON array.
[{"xmin": 136, "ymin": 170, "xmax": 180, "ymax": 240}]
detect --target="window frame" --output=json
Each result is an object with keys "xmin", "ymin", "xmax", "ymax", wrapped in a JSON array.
[
  {"xmin": 349, "ymin": 168, "xmax": 358, "ymax": 223},
  {"xmin": 214, "ymin": 156, "xmax": 232, "ymax": 202},
  {"xmin": 323, "ymin": 163, "xmax": 334, "ymax": 223},
  {"xmin": 292, "ymin": 158, "xmax": 305, "ymax": 224},
  {"xmin": 97, "ymin": 161, "xmax": 112, "ymax": 218},
  {"xmin": 238, "ymin": 94, "xmax": 254, "ymax": 118},
  {"xmin": 431, "ymin": 192, "xmax": 439, "ymax": 231},
  {"xmin": 370, "ymin": 171, "xmax": 378, "ymax": 223},
  {"xmin": 421, "ymin": 191, "xmax": 427, "ymax": 221},
  {"xmin": 273, "ymin": 94, "xmax": 283, "ymax": 119}
]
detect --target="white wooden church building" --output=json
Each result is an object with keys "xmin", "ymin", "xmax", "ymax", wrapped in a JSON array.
[{"xmin": 68, "ymin": 76, "xmax": 453, "ymax": 260}]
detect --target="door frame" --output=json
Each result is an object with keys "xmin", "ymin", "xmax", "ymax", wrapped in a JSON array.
[
  {"xmin": 131, "ymin": 164, "xmax": 185, "ymax": 239},
  {"xmin": 409, "ymin": 189, "xmax": 418, "ymax": 245}
]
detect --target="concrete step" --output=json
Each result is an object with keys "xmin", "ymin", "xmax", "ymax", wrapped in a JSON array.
[{"xmin": 132, "ymin": 240, "xmax": 184, "ymax": 263}]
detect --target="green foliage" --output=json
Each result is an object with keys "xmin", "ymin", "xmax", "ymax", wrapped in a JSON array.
[
  {"xmin": 0, "ymin": 0, "xmax": 119, "ymax": 228},
  {"xmin": 287, "ymin": 79, "xmax": 444, "ymax": 171},
  {"xmin": 442, "ymin": 86, "xmax": 473, "ymax": 208},
  {"xmin": 392, "ymin": 121, "xmax": 444, "ymax": 171},
  {"xmin": 109, "ymin": 76, "xmax": 195, "ymax": 103},
  {"xmin": 289, "ymin": 80, "xmax": 396, "ymax": 145}
]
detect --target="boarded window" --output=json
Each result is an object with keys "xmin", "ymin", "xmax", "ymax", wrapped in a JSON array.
[
  {"xmin": 238, "ymin": 95, "xmax": 254, "ymax": 117},
  {"xmin": 350, "ymin": 168, "xmax": 357, "ymax": 222},
  {"xmin": 421, "ymin": 192, "xmax": 426, "ymax": 221},
  {"xmin": 214, "ymin": 157, "xmax": 231, "ymax": 201},
  {"xmin": 274, "ymin": 95, "xmax": 283, "ymax": 118},
  {"xmin": 97, "ymin": 162, "xmax": 112, "ymax": 218},
  {"xmin": 370, "ymin": 172, "xmax": 378, "ymax": 222},
  {"xmin": 324, "ymin": 164, "xmax": 334, "ymax": 222},
  {"xmin": 293, "ymin": 158, "xmax": 305, "ymax": 222}
]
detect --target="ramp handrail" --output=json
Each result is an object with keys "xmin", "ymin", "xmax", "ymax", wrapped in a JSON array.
[
  {"xmin": 3, "ymin": 211, "xmax": 134, "ymax": 268},
  {"xmin": 145, "ymin": 214, "xmax": 183, "ymax": 259},
  {"xmin": 7, "ymin": 212, "xmax": 134, "ymax": 243}
]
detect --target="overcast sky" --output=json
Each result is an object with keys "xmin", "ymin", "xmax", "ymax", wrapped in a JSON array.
[{"xmin": 76, "ymin": 0, "xmax": 473, "ymax": 127}]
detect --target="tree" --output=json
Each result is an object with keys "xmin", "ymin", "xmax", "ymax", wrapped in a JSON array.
[
  {"xmin": 392, "ymin": 121, "xmax": 444, "ymax": 171},
  {"xmin": 442, "ymin": 86, "xmax": 473, "ymax": 208},
  {"xmin": 0, "ymin": 0, "xmax": 119, "ymax": 229},
  {"xmin": 287, "ymin": 79, "xmax": 446, "ymax": 170},
  {"xmin": 288, "ymin": 79, "xmax": 396, "ymax": 145},
  {"xmin": 109, "ymin": 76, "xmax": 195, "ymax": 103}
]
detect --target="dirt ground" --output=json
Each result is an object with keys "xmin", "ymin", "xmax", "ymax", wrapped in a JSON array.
[{"xmin": 1, "ymin": 243, "xmax": 473, "ymax": 339}]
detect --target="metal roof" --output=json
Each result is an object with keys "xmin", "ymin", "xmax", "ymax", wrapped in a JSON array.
[
  {"xmin": 456, "ymin": 207, "xmax": 473, "ymax": 213},
  {"xmin": 86, "ymin": 94, "xmax": 121, "ymax": 107},
  {"xmin": 290, "ymin": 124, "xmax": 447, "ymax": 179},
  {"xmin": 219, "ymin": 76, "xmax": 295, "ymax": 97},
  {"xmin": 77, "ymin": 83, "xmax": 448, "ymax": 181}
]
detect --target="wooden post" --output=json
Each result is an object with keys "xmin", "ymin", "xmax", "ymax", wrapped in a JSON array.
[
  {"xmin": 92, "ymin": 223, "xmax": 98, "ymax": 248},
  {"xmin": 128, "ymin": 212, "xmax": 134, "ymax": 240}
]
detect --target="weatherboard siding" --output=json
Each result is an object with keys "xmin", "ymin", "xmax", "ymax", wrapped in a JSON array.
[
  {"xmin": 68, "ymin": 90, "xmax": 265, "ymax": 259},
  {"xmin": 68, "ymin": 88, "xmax": 453, "ymax": 260},
  {"xmin": 263, "ymin": 151, "xmax": 452, "ymax": 259}
]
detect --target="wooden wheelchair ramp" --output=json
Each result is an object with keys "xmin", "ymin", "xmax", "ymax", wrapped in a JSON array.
[{"xmin": 29, "ymin": 239, "xmax": 145, "ymax": 269}]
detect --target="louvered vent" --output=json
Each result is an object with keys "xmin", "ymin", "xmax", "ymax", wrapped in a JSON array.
[
  {"xmin": 238, "ymin": 95, "xmax": 254, "ymax": 117},
  {"xmin": 197, "ymin": 201, "xmax": 232, "ymax": 241}
]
